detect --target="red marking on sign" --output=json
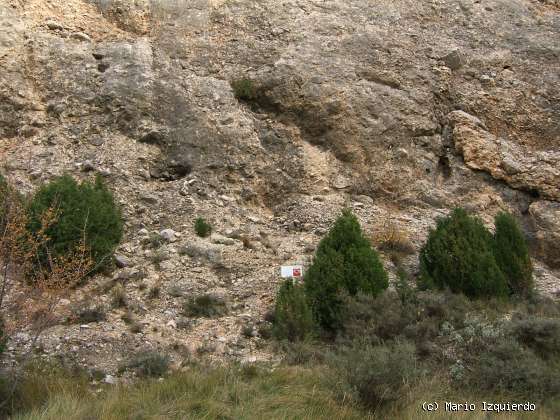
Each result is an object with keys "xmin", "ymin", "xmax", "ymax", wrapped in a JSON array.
[{"xmin": 292, "ymin": 268, "xmax": 302, "ymax": 277}]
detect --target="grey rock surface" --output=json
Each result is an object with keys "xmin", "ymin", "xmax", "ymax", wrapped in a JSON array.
[{"xmin": 0, "ymin": 0, "xmax": 559, "ymax": 374}]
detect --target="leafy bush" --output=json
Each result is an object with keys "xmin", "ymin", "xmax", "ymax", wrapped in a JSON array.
[
  {"xmin": 194, "ymin": 217, "xmax": 212, "ymax": 238},
  {"xmin": 465, "ymin": 339, "xmax": 560, "ymax": 399},
  {"xmin": 273, "ymin": 279, "xmax": 314, "ymax": 342},
  {"xmin": 305, "ymin": 209, "xmax": 388, "ymax": 331},
  {"xmin": 121, "ymin": 351, "xmax": 170, "ymax": 378},
  {"xmin": 27, "ymin": 175, "xmax": 123, "ymax": 273},
  {"xmin": 231, "ymin": 78, "xmax": 257, "ymax": 101},
  {"xmin": 143, "ymin": 232, "xmax": 163, "ymax": 249},
  {"xmin": 493, "ymin": 212, "xmax": 533, "ymax": 296},
  {"xmin": 419, "ymin": 208, "xmax": 508, "ymax": 298},
  {"xmin": 183, "ymin": 295, "xmax": 227, "ymax": 318},
  {"xmin": 509, "ymin": 315, "xmax": 560, "ymax": 359},
  {"xmin": 331, "ymin": 340, "xmax": 420, "ymax": 409},
  {"xmin": 275, "ymin": 340, "xmax": 326, "ymax": 366}
]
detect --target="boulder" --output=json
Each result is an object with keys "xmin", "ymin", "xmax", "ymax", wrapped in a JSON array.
[{"xmin": 529, "ymin": 201, "xmax": 560, "ymax": 269}]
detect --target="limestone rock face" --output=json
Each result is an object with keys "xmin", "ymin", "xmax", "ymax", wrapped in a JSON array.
[
  {"xmin": 530, "ymin": 201, "xmax": 560, "ymax": 269},
  {"xmin": 448, "ymin": 111, "xmax": 560, "ymax": 201}
]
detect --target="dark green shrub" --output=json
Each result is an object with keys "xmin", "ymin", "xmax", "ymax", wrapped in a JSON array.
[
  {"xmin": 231, "ymin": 78, "xmax": 257, "ymax": 101},
  {"xmin": 419, "ymin": 208, "xmax": 508, "ymax": 298},
  {"xmin": 183, "ymin": 295, "xmax": 227, "ymax": 318},
  {"xmin": 194, "ymin": 217, "xmax": 212, "ymax": 238},
  {"xmin": 493, "ymin": 212, "xmax": 533, "ymax": 296},
  {"xmin": 273, "ymin": 279, "xmax": 314, "ymax": 342},
  {"xmin": 331, "ymin": 340, "xmax": 420, "ymax": 409},
  {"xmin": 304, "ymin": 247, "xmax": 346, "ymax": 332},
  {"xmin": 509, "ymin": 316, "xmax": 560, "ymax": 359},
  {"xmin": 305, "ymin": 209, "xmax": 388, "ymax": 331},
  {"xmin": 121, "ymin": 351, "xmax": 170, "ymax": 377},
  {"xmin": 27, "ymin": 175, "xmax": 123, "ymax": 273}
]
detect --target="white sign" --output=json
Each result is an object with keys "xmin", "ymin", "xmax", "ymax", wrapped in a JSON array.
[{"xmin": 281, "ymin": 265, "xmax": 304, "ymax": 278}]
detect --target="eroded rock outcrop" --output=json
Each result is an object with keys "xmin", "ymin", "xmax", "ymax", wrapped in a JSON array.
[{"xmin": 448, "ymin": 110, "xmax": 560, "ymax": 201}]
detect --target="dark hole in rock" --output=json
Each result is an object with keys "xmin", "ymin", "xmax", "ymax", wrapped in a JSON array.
[
  {"xmin": 92, "ymin": 53, "xmax": 104, "ymax": 60},
  {"xmin": 527, "ymin": 188, "xmax": 540, "ymax": 199},
  {"xmin": 438, "ymin": 155, "xmax": 452, "ymax": 178},
  {"xmin": 98, "ymin": 63, "xmax": 110, "ymax": 73}
]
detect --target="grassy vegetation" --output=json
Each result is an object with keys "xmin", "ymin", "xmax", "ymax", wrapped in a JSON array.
[
  {"xmin": 7, "ymin": 363, "xmax": 369, "ymax": 420},
  {"xmin": 4, "ymin": 357, "xmax": 559, "ymax": 420}
]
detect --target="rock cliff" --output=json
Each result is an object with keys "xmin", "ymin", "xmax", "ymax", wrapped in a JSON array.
[{"xmin": 1, "ymin": 0, "xmax": 558, "ymax": 372}]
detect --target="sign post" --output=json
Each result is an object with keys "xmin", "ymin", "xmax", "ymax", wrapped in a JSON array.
[{"xmin": 280, "ymin": 265, "xmax": 304, "ymax": 279}]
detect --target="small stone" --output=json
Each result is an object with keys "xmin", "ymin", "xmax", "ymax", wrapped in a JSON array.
[
  {"xmin": 89, "ymin": 137, "xmax": 105, "ymax": 146},
  {"xmin": 80, "ymin": 325, "xmax": 90, "ymax": 330},
  {"xmin": 480, "ymin": 74, "xmax": 493, "ymax": 85},
  {"xmin": 81, "ymin": 160, "xmax": 95, "ymax": 172},
  {"xmin": 140, "ymin": 193, "xmax": 158, "ymax": 205},
  {"xmin": 103, "ymin": 375, "xmax": 117, "ymax": 385},
  {"xmin": 211, "ymin": 234, "xmax": 235, "ymax": 246},
  {"xmin": 46, "ymin": 20, "xmax": 64, "ymax": 30},
  {"xmin": 442, "ymin": 50, "xmax": 463, "ymax": 70},
  {"xmin": 160, "ymin": 229, "xmax": 176, "ymax": 242},
  {"xmin": 333, "ymin": 175, "xmax": 351, "ymax": 189},
  {"xmin": 21, "ymin": 125, "xmax": 39, "ymax": 137},
  {"xmin": 71, "ymin": 32, "xmax": 91, "ymax": 42},
  {"xmin": 501, "ymin": 157, "xmax": 521, "ymax": 175},
  {"xmin": 166, "ymin": 320, "xmax": 177, "ymax": 329},
  {"xmin": 396, "ymin": 148, "xmax": 409, "ymax": 159},
  {"xmin": 115, "ymin": 255, "xmax": 131, "ymax": 268}
]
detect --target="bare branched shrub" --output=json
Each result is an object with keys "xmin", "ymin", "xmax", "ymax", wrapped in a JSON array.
[
  {"xmin": 371, "ymin": 221, "xmax": 415, "ymax": 259},
  {"xmin": 0, "ymin": 177, "xmax": 94, "ymax": 409}
]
